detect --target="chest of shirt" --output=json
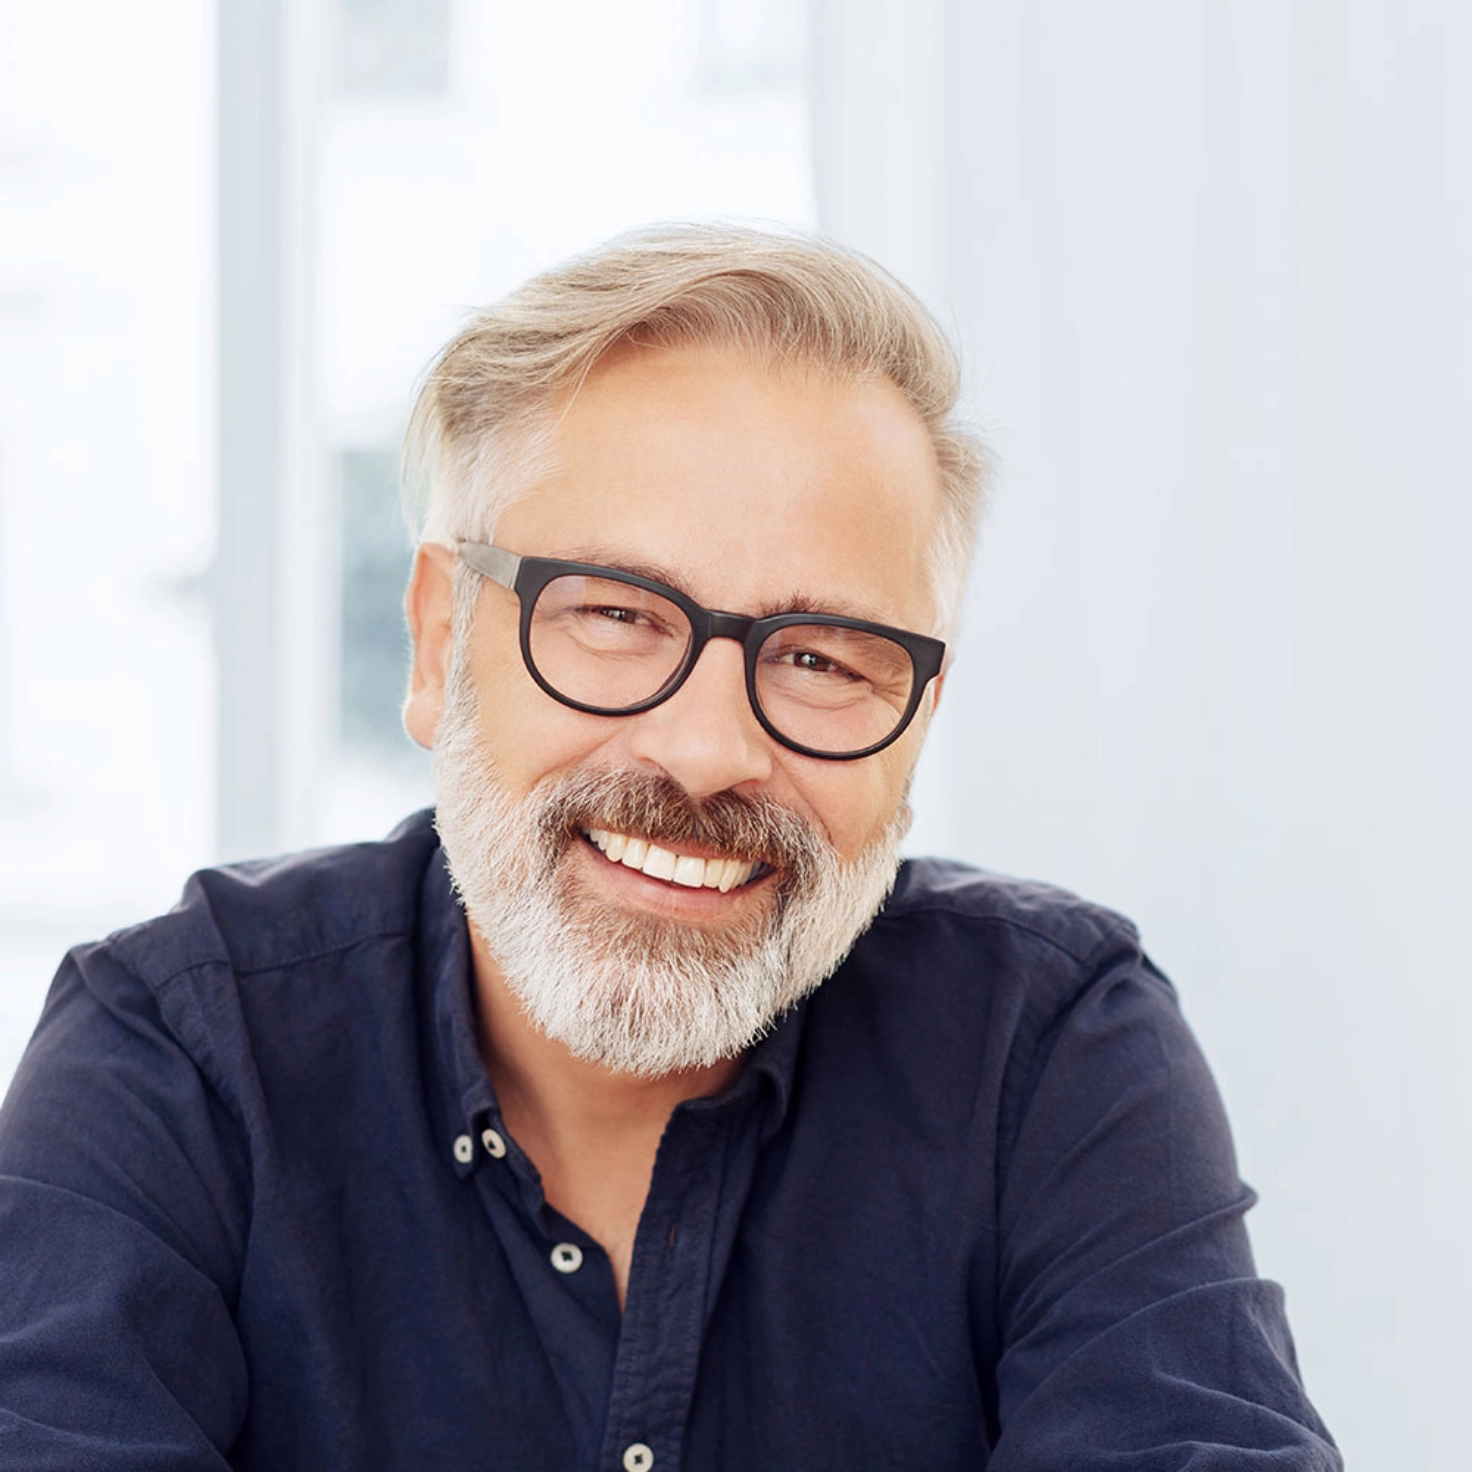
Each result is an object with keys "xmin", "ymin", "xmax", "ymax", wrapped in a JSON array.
[{"xmin": 232, "ymin": 1067, "xmax": 999, "ymax": 1471}]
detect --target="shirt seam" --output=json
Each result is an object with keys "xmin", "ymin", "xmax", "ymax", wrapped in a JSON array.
[
  {"xmin": 233, "ymin": 926, "xmax": 415, "ymax": 976},
  {"xmin": 870, "ymin": 903, "xmax": 1132, "ymax": 968},
  {"xmin": 145, "ymin": 926, "xmax": 417, "ymax": 987}
]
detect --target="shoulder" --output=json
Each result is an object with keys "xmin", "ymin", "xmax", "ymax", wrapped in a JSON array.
[
  {"xmin": 809, "ymin": 858, "xmax": 1181, "ymax": 1122},
  {"xmin": 855, "ymin": 856, "xmax": 1160, "ymax": 1022},
  {"xmin": 27, "ymin": 812, "xmax": 447, "ymax": 1120},
  {"xmin": 104, "ymin": 809, "xmax": 443, "ymax": 989},
  {"xmin": 880, "ymin": 856, "xmax": 1139, "ymax": 963}
]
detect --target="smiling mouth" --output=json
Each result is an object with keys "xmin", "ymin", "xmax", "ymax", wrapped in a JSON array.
[{"xmin": 583, "ymin": 828, "xmax": 770, "ymax": 892}]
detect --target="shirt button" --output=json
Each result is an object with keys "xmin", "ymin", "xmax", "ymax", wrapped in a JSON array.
[
  {"xmin": 452, "ymin": 1134, "xmax": 474, "ymax": 1164},
  {"xmin": 623, "ymin": 1444, "xmax": 654, "ymax": 1472},
  {"xmin": 550, "ymin": 1242, "xmax": 584, "ymax": 1274},
  {"xmin": 480, "ymin": 1127, "xmax": 507, "ymax": 1158}
]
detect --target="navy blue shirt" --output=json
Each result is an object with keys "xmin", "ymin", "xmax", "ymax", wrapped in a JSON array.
[{"xmin": 0, "ymin": 812, "xmax": 1339, "ymax": 1469}]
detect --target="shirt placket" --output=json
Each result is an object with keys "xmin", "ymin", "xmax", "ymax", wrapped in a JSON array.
[
  {"xmin": 464, "ymin": 1107, "xmax": 625, "ymax": 1463},
  {"xmin": 596, "ymin": 1105, "xmax": 737, "ymax": 1472}
]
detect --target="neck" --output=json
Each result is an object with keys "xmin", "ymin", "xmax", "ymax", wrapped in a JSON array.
[
  {"xmin": 467, "ymin": 923, "xmax": 744, "ymax": 1158},
  {"xmin": 467, "ymin": 923, "xmax": 744, "ymax": 1308}
]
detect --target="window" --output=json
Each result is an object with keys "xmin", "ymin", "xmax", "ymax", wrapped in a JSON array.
[
  {"xmin": 337, "ymin": 0, "xmax": 451, "ymax": 99},
  {"xmin": 338, "ymin": 446, "xmax": 416, "ymax": 764},
  {"xmin": 699, "ymin": 0, "xmax": 805, "ymax": 90}
]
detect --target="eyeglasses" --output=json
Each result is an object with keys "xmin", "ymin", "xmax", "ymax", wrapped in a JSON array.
[{"xmin": 458, "ymin": 543, "xmax": 945, "ymax": 761}]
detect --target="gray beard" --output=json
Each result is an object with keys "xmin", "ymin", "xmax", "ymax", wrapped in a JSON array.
[{"xmin": 431, "ymin": 662, "xmax": 909, "ymax": 1077}]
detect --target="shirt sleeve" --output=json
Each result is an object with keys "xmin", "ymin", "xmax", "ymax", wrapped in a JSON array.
[
  {"xmin": 987, "ymin": 936, "xmax": 1341, "ymax": 1470},
  {"xmin": 0, "ymin": 943, "xmax": 249, "ymax": 1469}
]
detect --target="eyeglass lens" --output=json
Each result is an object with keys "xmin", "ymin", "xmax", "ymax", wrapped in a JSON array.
[{"xmin": 527, "ymin": 573, "xmax": 917, "ymax": 755}]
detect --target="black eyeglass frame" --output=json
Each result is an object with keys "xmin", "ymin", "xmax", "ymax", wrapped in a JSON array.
[{"xmin": 458, "ymin": 542, "xmax": 946, "ymax": 761}]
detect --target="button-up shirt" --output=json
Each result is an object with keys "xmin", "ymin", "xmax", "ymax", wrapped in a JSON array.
[{"xmin": 0, "ymin": 812, "xmax": 1340, "ymax": 1468}]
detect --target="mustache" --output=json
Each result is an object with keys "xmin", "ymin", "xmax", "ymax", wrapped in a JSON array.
[{"xmin": 529, "ymin": 768, "xmax": 830, "ymax": 884}]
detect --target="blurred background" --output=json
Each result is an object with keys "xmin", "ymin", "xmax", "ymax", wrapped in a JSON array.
[{"xmin": 2, "ymin": 0, "xmax": 1467, "ymax": 1463}]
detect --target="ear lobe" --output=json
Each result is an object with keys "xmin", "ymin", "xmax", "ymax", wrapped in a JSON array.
[{"xmin": 403, "ymin": 542, "xmax": 459, "ymax": 750}]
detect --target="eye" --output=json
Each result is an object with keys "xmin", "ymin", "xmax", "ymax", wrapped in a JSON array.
[
  {"xmin": 786, "ymin": 648, "xmax": 860, "ymax": 679},
  {"xmin": 574, "ymin": 603, "xmax": 685, "ymax": 640},
  {"xmin": 766, "ymin": 644, "xmax": 868, "ymax": 686},
  {"xmin": 758, "ymin": 624, "xmax": 915, "ymax": 705}
]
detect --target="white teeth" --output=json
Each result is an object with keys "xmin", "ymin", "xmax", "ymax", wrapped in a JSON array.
[{"xmin": 586, "ymin": 829, "xmax": 758, "ymax": 892}]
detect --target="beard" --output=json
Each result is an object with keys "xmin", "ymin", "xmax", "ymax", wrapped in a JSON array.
[{"xmin": 431, "ymin": 658, "xmax": 910, "ymax": 1078}]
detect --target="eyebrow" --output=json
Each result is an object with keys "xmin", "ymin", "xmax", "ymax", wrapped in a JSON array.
[{"xmin": 560, "ymin": 547, "xmax": 901, "ymax": 627}]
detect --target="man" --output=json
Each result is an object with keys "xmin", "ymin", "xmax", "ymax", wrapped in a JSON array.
[{"xmin": 0, "ymin": 225, "xmax": 1339, "ymax": 1468}]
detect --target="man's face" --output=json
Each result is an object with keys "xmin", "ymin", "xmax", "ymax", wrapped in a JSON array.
[{"xmin": 409, "ymin": 341, "xmax": 946, "ymax": 1074}]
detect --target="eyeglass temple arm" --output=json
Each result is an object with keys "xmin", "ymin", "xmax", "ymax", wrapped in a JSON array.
[{"xmin": 458, "ymin": 542, "xmax": 521, "ymax": 590}]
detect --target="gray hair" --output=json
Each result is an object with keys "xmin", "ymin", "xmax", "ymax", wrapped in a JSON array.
[{"xmin": 404, "ymin": 223, "xmax": 988, "ymax": 638}]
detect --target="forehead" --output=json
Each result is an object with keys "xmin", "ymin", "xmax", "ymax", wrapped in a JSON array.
[{"xmin": 493, "ymin": 342, "xmax": 944, "ymax": 630}]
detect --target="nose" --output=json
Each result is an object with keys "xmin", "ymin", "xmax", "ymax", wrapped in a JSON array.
[{"xmin": 624, "ymin": 636, "xmax": 774, "ymax": 799}]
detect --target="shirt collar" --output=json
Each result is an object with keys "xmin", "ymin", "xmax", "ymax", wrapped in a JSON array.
[
  {"xmin": 419, "ymin": 844, "xmax": 498, "ymax": 1177},
  {"xmin": 707, "ymin": 992, "xmax": 808, "ymax": 1143}
]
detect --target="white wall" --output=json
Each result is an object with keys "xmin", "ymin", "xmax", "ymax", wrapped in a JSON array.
[{"xmin": 814, "ymin": 1, "xmax": 1470, "ymax": 1465}]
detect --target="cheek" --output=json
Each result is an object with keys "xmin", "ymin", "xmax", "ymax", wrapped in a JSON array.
[
  {"xmin": 793, "ymin": 757, "xmax": 913, "ymax": 863},
  {"xmin": 464, "ymin": 640, "xmax": 558, "ymax": 783},
  {"xmin": 467, "ymin": 644, "xmax": 627, "ymax": 795}
]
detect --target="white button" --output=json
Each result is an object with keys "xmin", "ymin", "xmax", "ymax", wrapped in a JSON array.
[
  {"xmin": 452, "ymin": 1134, "xmax": 473, "ymax": 1164},
  {"xmin": 550, "ymin": 1242, "xmax": 584, "ymax": 1274},
  {"xmin": 623, "ymin": 1444, "xmax": 654, "ymax": 1472},
  {"xmin": 480, "ymin": 1127, "xmax": 507, "ymax": 1158}
]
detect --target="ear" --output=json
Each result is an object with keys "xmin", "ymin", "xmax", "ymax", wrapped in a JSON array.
[{"xmin": 403, "ymin": 542, "xmax": 460, "ymax": 750}]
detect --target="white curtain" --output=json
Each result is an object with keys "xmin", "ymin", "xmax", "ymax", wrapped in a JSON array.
[{"xmin": 811, "ymin": 2, "xmax": 1471, "ymax": 1465}]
